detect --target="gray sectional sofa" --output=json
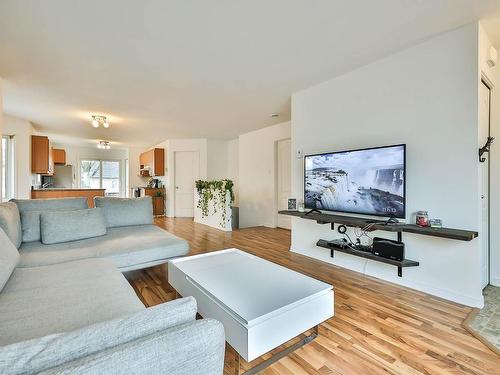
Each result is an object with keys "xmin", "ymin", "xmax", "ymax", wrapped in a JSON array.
[{"xmin": 0, "ymin": 197, "xmax": 225, "ymax": 375}]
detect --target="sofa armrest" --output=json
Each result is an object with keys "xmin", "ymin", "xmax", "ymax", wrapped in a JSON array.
[
  {"xmin": 0, "ymin": 297, "xmax": 197, "ymax": 375},
  {"xmin": 41, "ymin": 319, "xmax": 225, "ymax": 375}
]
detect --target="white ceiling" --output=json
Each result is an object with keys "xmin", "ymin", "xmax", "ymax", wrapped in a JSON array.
[{"xmin": 1, "ymin": 0, "xmax": 500, "ymax": 147}]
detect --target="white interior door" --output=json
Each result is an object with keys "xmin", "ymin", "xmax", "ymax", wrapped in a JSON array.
[
  {"xmin": 479, "ymin": 81, "xmax": 491, "ymax": 288},
  {"xmin": 174, "ymin": 151, "xmax": 200, "ymax": 217},
  {"xmin": 277, "ymin": 139, "xmax": 291, "ymax": 229}
]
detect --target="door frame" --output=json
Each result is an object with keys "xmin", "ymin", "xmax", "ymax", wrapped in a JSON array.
[
  {"xmin": 274, "ymin": 138, "xmax": 292, "ymax": 228},
  {"xmin": 173, "ymin": 150, "xmax": 200, "ymax": 217},
  {"xmin": 480, "ymin": 77, "xmax": 492, "ymax": 288}
]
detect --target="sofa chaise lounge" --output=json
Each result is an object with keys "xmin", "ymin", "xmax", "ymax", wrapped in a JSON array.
[{"xmin": 0, "ymin": 197, "xmax": 225, "ymax": 375}]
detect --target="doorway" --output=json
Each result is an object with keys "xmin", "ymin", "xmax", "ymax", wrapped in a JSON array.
[
  {"xmin": 276, "ymin": 139, "xmax": 291, "ymax": 229},
  {"xmin": 479, "ymin": 80, "xmax": 491, "ymax": 288},
  {"xmin": 174, "ymin": 151, "xmax": 200, "ymax": 217}
]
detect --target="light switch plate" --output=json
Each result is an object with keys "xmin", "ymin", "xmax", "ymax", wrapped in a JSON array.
[{"xmin": 296, "ymin": 148, "xmax": 303, "ymax": 159}]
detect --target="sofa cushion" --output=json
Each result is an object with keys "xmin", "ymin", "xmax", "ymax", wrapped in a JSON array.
[
  {"xmin": 94, "ymin": 196, "xmax": 153, "ymax": 228},
  {"xmin": 0, "ymin": 228, "xmax": 19, "ymax": 292},
  {"xmin": 12, "ymin": 198, "xmax": 89, "ymax": 243},
  {"xmin": 20, "ymin": 210, "xmax": 43, "ymax": 243},
  {"xmin": 40, "ymin": 208, "xmax": 107, "ymax": 245},
  {"xmin": 0, "ymin": 297, "xmax": 197, "ymax": 375},
  {"xmin": 18, "ymin": 225, "xmax": 189, "ymax": 270},
  {"xmin": 0, "ymin": 202, "xmax": 22, "ymax": 248},
  {"xmin": 0, "ymin": 258, "xmax": 144, "ymax": 346}
]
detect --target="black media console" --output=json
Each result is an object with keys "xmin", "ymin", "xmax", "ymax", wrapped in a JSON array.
[{"xmin": 278, "ymin": 210, "xmax": 478, "ymax": 277}]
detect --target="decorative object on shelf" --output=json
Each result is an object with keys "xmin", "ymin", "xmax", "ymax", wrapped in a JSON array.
[
  {"xmin": 430, "ymin": 219, "xmax": 443, "ymax": 228},
  {"xmin": 97, "ymin": 140, "xmax": 111, "ymax": 150},
  {"xmin": 91, "ymin": 115, "xmax": 110, "ymax": 128},
  {"xmin": 195, "ymin": 179, "xmax": 234, "ymax": 227},
  {"xmin": 298, "ymin": 201, "xmax": 305, "ymax": 213},
  {"xmin": 479, "ymin": 136, "xmax": 494, "ymax": 162},
  {"xmin": 415, "ymin": 211, "xmax": 429, "ymax": 227},
  {"xmin": 287, "ymin": 198, "xmax": 297, "ymax": 210}
]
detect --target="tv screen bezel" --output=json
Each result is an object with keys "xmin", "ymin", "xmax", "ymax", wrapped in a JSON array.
[{"xmin": 303, "ymin": 144, "xmax": 406, "ymax": 219}]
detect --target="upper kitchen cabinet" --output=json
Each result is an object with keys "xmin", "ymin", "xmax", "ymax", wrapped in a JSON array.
[
  {"xmin": 31, "ymin": 135, "xmax": 54, "ymax": 175},
  {"xmin": 53, "ymin": 149, "xmax": 66, "ymax": 164},
  {"xmin": 140, "ymin": 148, "xmax": 165, "ymax": 176}
]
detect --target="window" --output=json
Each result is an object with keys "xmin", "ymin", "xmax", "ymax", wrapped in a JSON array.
[
  {"xmin": 1, "ymin": 135, "xmax": 14, "ymax": 201},
  {"xmin": 80, "ymin": 159, "xmax": 121, "ymax": 197}
]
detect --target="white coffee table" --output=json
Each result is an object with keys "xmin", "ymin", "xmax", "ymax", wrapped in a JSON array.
[{"xmin": 168, "ymin": 249, "xmax": 334, "ymax": 374}]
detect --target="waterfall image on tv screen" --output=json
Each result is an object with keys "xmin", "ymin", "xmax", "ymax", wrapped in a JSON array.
[{"xmin": 304, "ymin": 145, "xmax": 405, "ymax": 218}]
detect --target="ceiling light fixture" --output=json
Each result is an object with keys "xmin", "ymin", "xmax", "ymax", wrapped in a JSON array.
[
  {"xmin": 91, "ymin": 115, "xmax": 110, "ymax": 128},
  {"xmin": 97, "ymin": 140, "xmax": 111, "ymax": 150}
]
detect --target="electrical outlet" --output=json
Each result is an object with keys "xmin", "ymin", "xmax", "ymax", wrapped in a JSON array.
[{"xmin": 296, "ymin": 148, "xmax": 303, "ymax": 159}]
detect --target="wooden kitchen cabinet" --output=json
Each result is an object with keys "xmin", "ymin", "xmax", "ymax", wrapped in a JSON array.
[
  {"xmin": 53, "ymin": 149, "xmax": 66, "ymax": 164},
  {"xmin": 143, "ymin": 187, "xmax": 166, "ymax": 216},
  {"xmin": 31, "ymin": 189, "xmax": 105, "ymax": 208},
  {"xmin": 32, "ymin": 135, "xmax": 54, "ymax": 175},
  {"xmin": 140, "ymin": 148, "xmax": 165, "ymax": 177}
]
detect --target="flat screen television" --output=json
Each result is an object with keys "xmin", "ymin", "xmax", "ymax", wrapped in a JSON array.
[{"xmin": 304, "ymin": 144, "xmax": 406, "ymax": 219}]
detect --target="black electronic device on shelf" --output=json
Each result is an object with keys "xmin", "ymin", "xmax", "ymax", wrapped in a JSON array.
[
  {"xmin": 373, "ymin": 237, "xmax": 405, "ymax": 261},
  {"xmin": 372, "ymin": 237, "xmax": 404, "ymax": 261}
]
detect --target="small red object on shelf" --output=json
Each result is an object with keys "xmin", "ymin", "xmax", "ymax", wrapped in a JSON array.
[{"xmin": 416, "ymin": 211, "xmax": 429, "ymax": 227}]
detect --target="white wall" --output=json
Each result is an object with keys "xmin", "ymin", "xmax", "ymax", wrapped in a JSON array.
[
  {"xmin": 479, "ymin": 23, "xmax": 497, "ymax": 86},
  {"xmin": 207, "ymin": 138, "xmax": 239, "ymax": 206},
  {"xmin": 291, "ymin": 23, "xmax": 483, "ymax": 307},
  {"xmin": 207, "ymin": 139, "xmax": 229, "ymax": 180},
  {"xmin": 0, "ymin": 78, "xmax": 3, "ymax": 200},
  {"xmin": 128, "ymin": 146, "xmax": 147, "ymax": 190},
  {"xmin": 239, "ymin": 121, "xmax": 291, "ymax": 228},
  {"xmin": 227, "ymin": 138, "xmax": 239, "ymax": 206},
  {"xmin": 3, "ymin": 115, "xmax": 34, "ymax": 199}
]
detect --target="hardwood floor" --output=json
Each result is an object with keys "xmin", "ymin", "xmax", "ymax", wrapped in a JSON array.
[{"xmin": 125, "ymin": 218, "xmax": 500, "ymax": 375}]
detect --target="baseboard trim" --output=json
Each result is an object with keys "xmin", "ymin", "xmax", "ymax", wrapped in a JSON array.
[
  {"xmin": 489, "ymin": 277, "xmax": 500, "ymax": 287},
  {"xmin": 290, "ymin": 246, "xmax": 484, "ymax": 308}
]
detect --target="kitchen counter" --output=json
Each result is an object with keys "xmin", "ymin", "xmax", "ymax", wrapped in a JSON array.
[
  {"xmin": 31, "ymin": 188, "xmax": 106, "ymax": 207},
  {"xmin": 32, "ymin": 188, "xmax": 106, "ymax": 191}
]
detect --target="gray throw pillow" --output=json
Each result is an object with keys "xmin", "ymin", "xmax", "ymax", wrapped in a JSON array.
[
  {"xmin": 0, "ymin": 228, "xmax": 19, "ymax": 292},
  {"xmin": 40, "ymin": 208, "xmax": 107, "ymax": 245},
  {"xmin": 0, "ymin": 202, "xmax": 22, "ymax": 248},
  {"xmin": 94, "ymin": 197, "xmax": 153, "ymax": 228},
  {"xmin": 12, "ymin": 198, "xmax": 89, "ymax": 243},
  {"xmin": 20, "ymin": 210, "xmax": 43, "ymax": 243}
]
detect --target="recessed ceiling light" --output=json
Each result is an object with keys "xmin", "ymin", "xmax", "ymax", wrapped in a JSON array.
[{"xmin": 270, "ymin": 113, "xmax": 280, "ymax": 118}]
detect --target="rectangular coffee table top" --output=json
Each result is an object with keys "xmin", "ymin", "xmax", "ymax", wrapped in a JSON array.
[{"xmin": 169, "ymin": 249, "xmax": 333, "ymax": 327}]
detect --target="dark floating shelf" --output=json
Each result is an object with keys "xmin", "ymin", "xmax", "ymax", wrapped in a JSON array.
[
  {"xmin": 316, "ymin": 239, "xmax": 419, "ymax": 277},
  {"xmin": 278, "ymin": 211, "xmax": 478, "ymax": 242}
]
